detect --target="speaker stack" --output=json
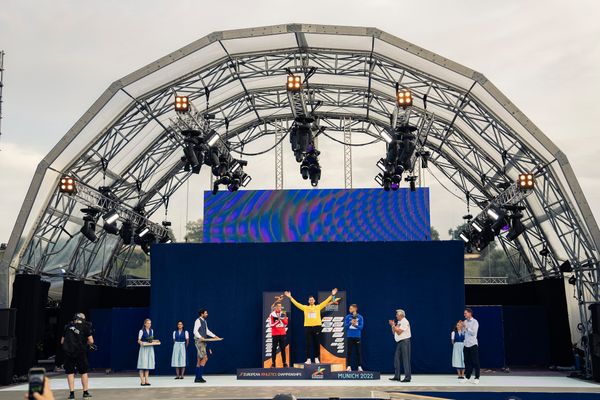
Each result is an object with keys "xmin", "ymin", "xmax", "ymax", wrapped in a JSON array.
[
  {"xmin": 0, "ymin": 308, "xmax": 17, "ymax": 385},
  {"xmin": 590, "ymin": 303, "xmax": 600, "ymax": 382}
]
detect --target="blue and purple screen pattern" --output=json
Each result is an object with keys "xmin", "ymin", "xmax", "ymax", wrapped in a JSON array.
[{"xmin": 203, "ymin": 188, "xmax": 431, "ymax": 243}]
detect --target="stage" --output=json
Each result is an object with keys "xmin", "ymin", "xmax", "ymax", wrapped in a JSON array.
[{"xmin": 1, "ymin": 372, "xmax": 598, "ymax": 400}]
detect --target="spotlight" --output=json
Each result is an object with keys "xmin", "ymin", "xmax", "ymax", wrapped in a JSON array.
[
  {"xmin": 207, "ymin": 132, "xmax": 220, "ymax": 147},
  {"xmin": 103, "ymin": 210, "xmax": 119, "ymax": 225},
  {"xmin": 487, "ymin": 208, "xmax": 500, "ymax": 221},
  {"xmin": 137, "ymin": 226, "xmax": 150, "ymax": 238},
  {"xmin": 518, "ymin": 173, "xmax": 535, "ymax": 190},
  {"xmin": 472, "ymin": 221, "xmax": 483, "ymax": 233},
  {"xmin": 103, "ymin": 222, "xmax": 119, "ymax": 235},
  {"xmin": 159, "ymin": 235, "xmax": 172, "ymax": 244},
  {"xmin": 559, "ymin": 260, "xmax": 572, "ymax": 273},
  {"xmin": 568, "ymin": 275, "xmax": 577, "ymax": 285},
  {"xmin": 506, "ymin": 214, "xmax": 526, "ymax": 240},
  {"xmin": 120, "ymin": 221, "xmax": 134, "ymax": 244},
  {"xmin": 286, "ymin": 74, "xmax": 302, "ymax": 92},
  {"xmin": 59, "ymin": 176, "xmax": 77, "ymax": 194},
  {"xmin": 80, "ymin": 208, "xmax": 100, "ymax": 242},
  {"xmin": 242, "ymin": 174, "xmax": 252, "ymax": 187},
  {"xmin": 396, "ymin": 89, "xmax": 413, "ymax": 109},
  {"xmin": 174, "ymin": 95, "xmax": 189, "ymax": 113},
  {"xmin": 380, "ymin": 129, "xmax": 395, "ymax": 144},
  {"xmin": 459, "ymin": 231, "xmax": 470, "ymax": 243}
]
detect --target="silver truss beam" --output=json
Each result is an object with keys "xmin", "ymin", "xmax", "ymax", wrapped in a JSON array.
[
  {"xmin": 343, "ymin": 117, "xmax": 352, "ymax": 189},
  {"xmin": 275, "ymin": 120, "xmax": 284, "ymax": 190}
]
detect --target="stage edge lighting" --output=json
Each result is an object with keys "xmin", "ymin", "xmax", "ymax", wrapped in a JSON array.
[{"xmin": 59, "ymin": 176, "xmax": 77, "ymax": 194}]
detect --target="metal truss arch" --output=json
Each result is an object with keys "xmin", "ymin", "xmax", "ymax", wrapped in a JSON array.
[{"xmin": 1, "ymin": 26, "xmax": 598, "ymax": 372}]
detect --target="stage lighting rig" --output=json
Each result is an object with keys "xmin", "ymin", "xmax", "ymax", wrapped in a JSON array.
[
  {"xmin": 290, "ymin": 121, "xmax": 313, "ymax": 162},
  {"xmin": 174, "ymin": 95, "xmax": 189, "ymax": 113},
  {"xmin": 120, "ymin": 221, "xmax": 134, "ymax": 245},
  {"xmin": 80, "ymin": 208, "xmax": 100, "ymax": 242},
  {"xmin": 211, "ymin": 159, "xmax": 252, "ymax": 194},
  {"xmin": 300, "ymin": 145, "xmax": 321, "ymax": 187},
  {"xmin": 59, "ymin": 176, "xmax": 77, "ymax": 195},
  {"xmin": 376, "ymin": 124, "xmax": 419, "ymax": 190},
  {"xmin": 405, "ymin": 175, "xmax": 417, "ymax": 192}
]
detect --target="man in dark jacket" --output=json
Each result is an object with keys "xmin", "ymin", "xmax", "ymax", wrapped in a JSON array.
[{"xmin": 61, "ymin": 313, "xmax": 94, "ymax": 399}]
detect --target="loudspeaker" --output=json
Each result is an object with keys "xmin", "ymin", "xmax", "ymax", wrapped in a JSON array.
[
  {"xmin": 0, "ymin": 309, "xmax": 17, "ymax": 337},
  {"xmin": 590, "ymin": 303, "xmax": 600, "ymax": 333},
  {"xmin": 0, "ymin": 337, "xmax": 16, "ymax": 361},
  {"xmin": 0, "ymin": 358, "xmax": 14, "ymax": 385}
]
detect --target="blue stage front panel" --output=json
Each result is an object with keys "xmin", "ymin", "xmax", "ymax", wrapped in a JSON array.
[
  {"xmin": 150, "ymin": 240, "xmax": 464, "ymax": 374},
  {"xmin": 203, "ymin": 188, "xmax": 431, "ymax": 243}
]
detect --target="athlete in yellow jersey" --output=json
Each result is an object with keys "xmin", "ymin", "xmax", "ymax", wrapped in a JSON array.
[{"xmin": 284, "ymin": 288, "xmax": 338, "ymax": 364}]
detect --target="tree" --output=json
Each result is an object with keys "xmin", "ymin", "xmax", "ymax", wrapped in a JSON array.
[
  {"xmin": 430, "ymin": 226, "xmax": 440, "ymax": 240},
  {"xmin": 185, "ymin": 219, "xmax": 204, "ymax": 243}
]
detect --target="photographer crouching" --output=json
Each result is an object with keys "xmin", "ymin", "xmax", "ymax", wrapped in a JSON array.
[{"xmin": 61, "ymin": 313, "xmax": 95, "ymax": 399}]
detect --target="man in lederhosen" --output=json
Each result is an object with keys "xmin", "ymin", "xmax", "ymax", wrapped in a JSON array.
[{"xmin": 193, "ymin": 309, "xmax": 221, "ymax": 383}]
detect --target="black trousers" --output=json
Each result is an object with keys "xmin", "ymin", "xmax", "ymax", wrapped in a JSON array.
[
  {"xmin": 271, "ymin": 335, "xmax": 287, "ymax": 365},
  {"xmin": 347, "ymin": 337, "xmax": 362, "ymax": 369},
  {"xmin": 463, "ymin": 345, "xmax": 480, "ymax": 379},
  {"xmin": 305, "ymin": 326, "xmax": 321, "ymax": 361}
]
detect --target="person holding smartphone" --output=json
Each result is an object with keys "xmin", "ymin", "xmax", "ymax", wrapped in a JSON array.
[
  {"xmin": 61, "ymin": 313, "xmax": 93, "ymax": 399},
  {"xmin": 269, "ymin": 302, "xmax": 289, "ymax": 367}
]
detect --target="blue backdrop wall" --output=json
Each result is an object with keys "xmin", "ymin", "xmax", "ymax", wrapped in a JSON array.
[{"xmin": 150, "ymin": 240, "xmax": 464, "ymax": 374}]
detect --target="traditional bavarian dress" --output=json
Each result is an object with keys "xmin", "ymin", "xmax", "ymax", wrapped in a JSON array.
[
  {"xmin": 137, "ymin": 328, "xmax": 156, "ymax": 370},
  {"xmin": 171, "ymin": 329, "xmax": 188, "ymax": 367},
  {"xmin": 451, "ymin": 329, "xmax": 465, "ymax": 368}
]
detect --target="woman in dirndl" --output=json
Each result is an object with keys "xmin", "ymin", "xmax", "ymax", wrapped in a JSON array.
[
  {"xmin": 451, "ymin": 320, "xmax": 466, "ymax": 379},
  {"xmin": 137, "ymin": 318, "xmax": 156, "ymax": 386},
  {"xmin": 171, "ymin": 321, "xmax": 189, "ymax": 379}
]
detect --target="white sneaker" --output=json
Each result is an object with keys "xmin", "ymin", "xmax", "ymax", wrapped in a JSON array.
[
  {"xmin": 473, "ymin": 379, "xmax": 479, "ymax": 384},
  {"xmin": 305, "ymin": 359, "xmax": 311, "ymax": 364},
  {"xmin": 358, "ymin": 366, "xmax": 363, "ymax": 372},
  {"xmin": 346, "ymin": 366, "xmax": 351, "ymax": 371},
  {"xmin": 314, "ymin": 358, "xmax": 320, "ymax": 364},
  {"xmin": 459, "ymin": 378, "xmax": 467, "ymax": 384}
]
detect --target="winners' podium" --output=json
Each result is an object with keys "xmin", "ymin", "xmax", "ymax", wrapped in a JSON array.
[{"xmin": 237, "ymin": 363, "xmax": 380, "ymax": 380}]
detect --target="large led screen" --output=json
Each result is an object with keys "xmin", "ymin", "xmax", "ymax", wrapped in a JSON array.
[{"xmin": 203, "ymin": 188, "xmax": 430, "ymax": 243}]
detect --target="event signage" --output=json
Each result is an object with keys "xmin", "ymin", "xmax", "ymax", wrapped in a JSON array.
[
  {"xmin": 318, "ymin": 290, "xmax": 347, "ymax": 368},
  {"xmin": 236, "ymin": 367, "xmax": 379, "ymax": 380},
  {"xmin": 262, "ymin": 292, "xmax": 291, "ymax": 367}
]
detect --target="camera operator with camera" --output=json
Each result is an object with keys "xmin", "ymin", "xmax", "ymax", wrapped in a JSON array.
[{"xmin": 61, "ymin": 313, "xmax": 95, "ymax": 399}]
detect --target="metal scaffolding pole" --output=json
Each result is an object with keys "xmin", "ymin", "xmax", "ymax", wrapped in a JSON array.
[
  {"xmin": 275, "ymin": 120, "xmax": 284, "ymax": 190},
  {"xmin": 0, "ymin": 50, "xmax": 4, "ymax": 144},
  {"xmin": 343, "ymin": 118, "xmax": 353, "ymax": 189}
]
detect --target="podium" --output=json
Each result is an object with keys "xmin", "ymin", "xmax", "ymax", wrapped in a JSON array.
[
  {"xmin": 237, "ymin": 363, "xmax": 379, "ymax": 380},
  {"xmin": 293, "ymin": 363, "xmax": 345, "ymax": 372}
]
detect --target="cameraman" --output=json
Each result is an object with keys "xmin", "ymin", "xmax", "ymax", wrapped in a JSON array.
[{"xmin": 61, "ymin": 313, "xmax": 94, "ymax": 399}]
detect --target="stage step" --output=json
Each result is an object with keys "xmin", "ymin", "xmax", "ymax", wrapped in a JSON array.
[{"xmin": 293, "ymin": 363, "xmax": 345, "ymax": 372}]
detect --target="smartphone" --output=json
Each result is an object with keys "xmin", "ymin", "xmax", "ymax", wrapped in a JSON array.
[{"xmin": 28, "ymin": 367, "xmax": 45, "ymax": 400}]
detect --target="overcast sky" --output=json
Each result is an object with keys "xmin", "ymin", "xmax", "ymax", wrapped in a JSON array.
[{"xmin": 0, "ymin": 0, "xmax": 599, "ymax": 242}]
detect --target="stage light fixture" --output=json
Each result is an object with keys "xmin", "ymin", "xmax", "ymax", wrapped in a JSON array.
[
  {"xmin": 376, "ymin": 158, "xmax": 387, "ymax": 173},
  {"xmin": 396, "ymin": 89, "xmax": 413, "ymax": 109},
  {"xmin": 518, "ymin": 173, "xmax": 535, "ymax": 190},
  {"xmin": 568, "ymin": 275, "xmax": 577, "ymax": 285},
  {"xmin": 242, "ymin": 174, "xmax": 252, "ymax": 187},
  {"xmin": 559, "ymin": 260, "xmax": 572, "ymax": 273},
  {"xmin": 286, "ymin": 75, "xmax": 302, "ymax": 92},
  {"xmin": 137, "ymin": 226, "xmax": 150, "ymax": 238},
  {"xmin": 506, "ymin": 213, "xmax": 526, "ymax": 241},
  {"xmin": 487, "ymin": 208, "xmax": 500, "ymax": 221},
  {"xmin": 207, "ymin": 132, "xmax": 220, "ymax": 147},
  {"xmin": 103, "ymin": 222, "xmax": 119, "ymax": 235},
  {"xmin": 103, "ymin": 210, "xmax": 119, "ymax": 225},
  {"xmin": 459, "ymin": 232, "xmax": 470, "ymax": 243},
  {"xmin": 380, "ymin": 129, "xmax": 394, "ymax": 144},
  {"xmin": 80, "ymin": 208, "xmax": 100, "ymax": 242},
  {"xmin": 120, "ymin": 221, "xmax": 134, "ymax": 244},
  {"xmin": 59, "ymin": 176, "xmax": 77, "ymax": 194},
  {"xmin": 174, "ymin": 95, "xmax": 189, "ymax": 113},
  {"xmin": 472, "ymin": 221, "xmax": 483, "ymax": 233}
]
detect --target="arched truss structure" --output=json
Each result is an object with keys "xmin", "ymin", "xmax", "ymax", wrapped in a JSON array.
[{"xmin": 1, "ymin": 23, "xmax": 599, "ymax": 357}]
